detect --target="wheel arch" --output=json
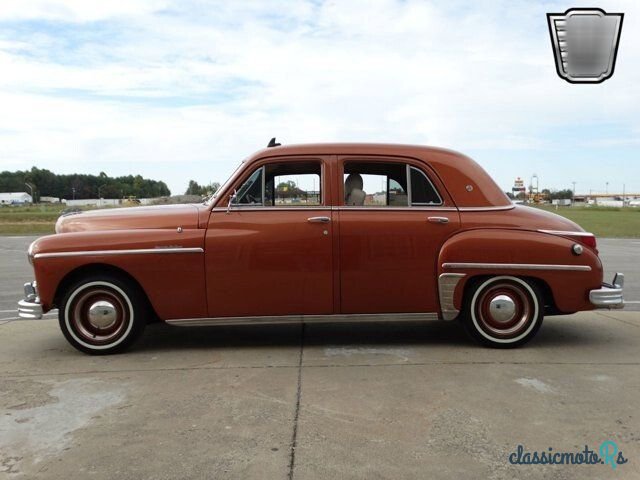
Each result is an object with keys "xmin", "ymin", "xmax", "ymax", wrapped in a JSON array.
[
  {"xmin": 53, "ymin": 263, "xmax": 158, "ymax": 321},
  {"xmin": 437, "ymin": 228, "xmax": 601, "ymax": 316}
]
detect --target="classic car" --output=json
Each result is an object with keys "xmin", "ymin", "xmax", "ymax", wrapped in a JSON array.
[{"xmin": 18, "ymin": 141, "xmax": 624, "ymax": 354}]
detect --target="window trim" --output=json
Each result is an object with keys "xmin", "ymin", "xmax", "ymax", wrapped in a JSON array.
[
  {"xmin": 408, "ymin": 165, "xmax": 443, "ymax": 206},
  {"xmin": 340, "ymin": 160, "xmax": 444, "ymax": 208},
  {"xmin": 233, "ymin": 165, "xmax": 264, "ymax": 207},
  {"xmin": 231, "ymin": 161, "xmax": 325, "ymax": 209}
]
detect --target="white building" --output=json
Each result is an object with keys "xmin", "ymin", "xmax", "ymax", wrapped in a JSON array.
[
  {"xmin": 40, "ymin": 196, "xmax": 62, "ymax": 203},
  {"xmin": 66, "ymin": 198, "xmax": 121, "ymax": 207},
  {"xmin": 0, "ymin": 192, "xmax": 32, "ymax": 205}
]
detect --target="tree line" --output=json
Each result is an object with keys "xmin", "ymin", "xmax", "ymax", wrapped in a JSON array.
[
  {"xmin": 184, "ymin": 180, "xmax": 220, "ymax": 196},
  {"xmin": 0, "ymin": 167, "xmax": 171, "ymax": 200}
]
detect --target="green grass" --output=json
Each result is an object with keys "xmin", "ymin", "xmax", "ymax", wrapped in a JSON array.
[
  {"xmin": 0, "ymin": 204, "xmax": 72, "ymax": 235},
  {"xmin": 0, "ymin": 223, "xmax": 56, "ymax": 235},
  {"xmin": 532, "ymin": 205, "xmax": 640, "ymax": 238}
]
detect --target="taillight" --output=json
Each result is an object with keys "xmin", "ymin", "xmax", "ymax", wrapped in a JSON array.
[
  {"xmin": 539, "ymin": 230, "xmax": 597, "ymax": 251},
  {"xmin": 574, "ymin": 234, "xmax": 597, "ymax": 249}
]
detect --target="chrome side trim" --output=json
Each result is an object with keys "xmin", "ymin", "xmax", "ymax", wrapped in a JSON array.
[
  {"xmin": 538, "ymin": 229, "xmax": 595, "ymax": 237},
  {"xmin": 214, "ymin": 205, "xmax": 513, "ymax": 213},
  {"xmin": 442, "ymin": 262, "xmax": 591, "ymax": 272},
  {"xmin": 213, "ymin": 206, "xmax": 457, "ymax": 212},
  {"xmin": 212, "ymin": 207, "xmax": 331, "ymax": 212},
  {"xmin": 333, "ymin": 206, "xmax": 458, "ymax": 212},
  {"xmin": 438, "ymin": 273, "xmax": 466, "ymax": 321},
  {"xmin": 166, "ymin": 312, "xmax": 439, "ymax": 327},
  {"xmin": 457, "ymin": 205, "xmax": 515, "ymax": 212},
  {"xmin": 34, "ymin": 247, "xmax": 204, "ymax": 259}
]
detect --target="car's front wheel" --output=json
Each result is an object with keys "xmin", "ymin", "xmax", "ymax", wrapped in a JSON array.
[
  {"xmin": 59, "ymin": 274, "xmax": 147, "ymax": 355},
  {"xmin": 462, "ymin": 276, "xmax": 543, "ymax": 348}
]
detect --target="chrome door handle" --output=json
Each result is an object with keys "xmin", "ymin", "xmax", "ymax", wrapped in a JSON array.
[
  {"xmin": 427, "ymin": 216, "xmax": 449, "ymax": 224},
  {"xmin": 307, "ymin": 216, "xmax": 331, "ymax": 223}
]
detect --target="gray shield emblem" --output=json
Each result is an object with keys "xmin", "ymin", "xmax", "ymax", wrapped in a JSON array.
[{"xmin": 547, "ymin": 8, "xmax": 623, "ymax": 83}]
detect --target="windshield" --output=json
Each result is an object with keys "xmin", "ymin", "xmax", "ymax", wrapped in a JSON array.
[{"xmin": 204, "ymin": 160, "xmax": 245, "ymax": 206}]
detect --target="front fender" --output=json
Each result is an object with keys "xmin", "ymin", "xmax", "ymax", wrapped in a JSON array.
[
  {"xmin": 437, "ymin": 228, "xmax": 603, "ymax": 317},
  {"xmin": 29, "ymin": 228, "xmax": 206, "ymax": 319}
]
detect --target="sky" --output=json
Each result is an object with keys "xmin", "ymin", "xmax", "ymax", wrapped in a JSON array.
[{"xmin": 0, "ymin": 0, "xmax": 638, "ymax": 197}]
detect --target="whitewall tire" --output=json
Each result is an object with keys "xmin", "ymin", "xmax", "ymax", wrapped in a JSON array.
[
  {"xmin": 462, "ymin": 276, "xmax": 544, "ymax": 348},
  {"xmin": 59, "ymin": 274, "xmax": 147, "ymax": 355}
]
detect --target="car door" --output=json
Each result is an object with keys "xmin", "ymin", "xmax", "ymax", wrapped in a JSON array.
[
  {"xmin": 338, "ymin": 156, "xmax": 461, "ymax": 314},
  {"xmin": 205, "ymin": 156, "xmax": 334, "ymax": 318}
]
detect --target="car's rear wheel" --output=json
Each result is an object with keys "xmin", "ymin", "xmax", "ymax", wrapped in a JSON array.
[
  {"xmin": 462, "ymin": 276, "xmax": 543, "ymax": 348},
  {"xmin": 59, "ymin": 274, "xmax": 146, "ymax": 355}
]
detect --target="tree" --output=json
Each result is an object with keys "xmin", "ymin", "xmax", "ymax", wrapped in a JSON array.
[
  {"xmin": 185, "ymin": 180, "xmax": 220, "ymax": 196},
  {"xmin": 0, "ymin": 168, "xmax": 170, "ymax": 199}
]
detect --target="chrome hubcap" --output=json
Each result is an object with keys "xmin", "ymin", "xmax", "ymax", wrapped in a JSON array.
[
  {"xmin": 489, "ymin": 294, "xmax": 516, "ymax": 323},
  {"xmin": 87, "ymin": 300, "xmax": 117, "ymax": 329}
]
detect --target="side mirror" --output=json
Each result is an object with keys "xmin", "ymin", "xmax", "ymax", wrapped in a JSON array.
[{"xmin": 226, "ymin": 190, "xmax": 238, "ymax": 214}]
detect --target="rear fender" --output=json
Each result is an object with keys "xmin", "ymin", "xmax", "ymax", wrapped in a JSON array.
[{"xmin": 437, "ymin": 229, "xmax": 603, "ymax": 318}]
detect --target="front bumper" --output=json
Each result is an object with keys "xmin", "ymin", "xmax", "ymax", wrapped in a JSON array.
[
  {"xmin": 590, "ymin": 273, "xmax": 624, "ymax": 309},
  {"xmin": 18, "ymin": 281, "xmax": 43, "ymax": 319}
]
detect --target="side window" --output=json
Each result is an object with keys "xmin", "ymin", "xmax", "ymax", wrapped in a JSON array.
[
  {"xmin": 343, "ymin": 161, "xmax": 442, "ymax": 207},
  {"xmin": 234, "ymin": 161, "xmax": 322, "ymax": 207},
  {"xmin": 235, "ymin": 167, "xmax": 263, "ymax": 205},
  {"xmin": 410, "ymin": 166, "xmax": 442, "ymax": 205},
  {"xmin": 344, "ymin": 162, "xmax": 408, "ymax": 207}
]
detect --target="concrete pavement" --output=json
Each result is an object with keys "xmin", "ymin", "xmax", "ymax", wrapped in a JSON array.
[{"xmin": 1, "ymin": 313, "xmax": 639, "ymax": 479}]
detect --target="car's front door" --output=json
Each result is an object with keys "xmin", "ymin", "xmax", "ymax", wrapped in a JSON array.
[
  {"xmin": 338, "ymin": 156, "xmax": 461, "ymax": 314},
  {"xmin": 205, "ymin": 156, "xmax": 334, "ymax": 318}
]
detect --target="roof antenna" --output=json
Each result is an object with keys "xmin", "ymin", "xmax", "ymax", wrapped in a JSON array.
[{"xmin": 267, "ymin": 137, "xmax": 281, "ymax": 148}]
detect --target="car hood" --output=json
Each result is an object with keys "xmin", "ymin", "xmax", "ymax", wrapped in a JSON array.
[{"xmin": 55, "ymin": 204, "xmax": 201, "ymax": 233}]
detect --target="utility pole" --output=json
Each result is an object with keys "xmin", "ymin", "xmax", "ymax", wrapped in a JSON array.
[
  {"xmin": 623, "ymin": 183, "xmax": 626, "ymax": 208},
  {"xmin": 572, "ymin": 181, "xmax": 576, "ymax": 206},
  {"xmin": 98, "ymin": 184, "xmax": 106, "ymax": 207},
  {"xmin": 25, "ymin": 182, "xmax": 35, "ymax": 204},
  {"xmin": 606, "ymin": 182, "xmax": 609, "ymax": 195}
]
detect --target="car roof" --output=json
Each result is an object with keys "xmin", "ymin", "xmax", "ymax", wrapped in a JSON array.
[{"xmin": 246, "ymin": 143, "xmax": 511, "ymax": 208}]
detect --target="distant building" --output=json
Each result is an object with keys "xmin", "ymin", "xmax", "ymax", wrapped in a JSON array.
[
  {"xmin": 40, "ymin": 196, "xmax": 62, "ymax": 203},
  {"xmin": 0, "ymin": 192, "xmax": 32, "ymax": 205},
  {"xmin": 66, "ymin": 198, "xmax": 121, "ymax": 207}
]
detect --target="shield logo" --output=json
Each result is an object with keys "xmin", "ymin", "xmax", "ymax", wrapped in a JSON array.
[{"xmin": 547, "ymin": 8, "xmax": 623, "ymax": 83}]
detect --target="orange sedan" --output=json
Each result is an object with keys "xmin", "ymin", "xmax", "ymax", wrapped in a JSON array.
[{"xmin": 18, "ymin": 142, "xmax": 624, "ymax": 354}]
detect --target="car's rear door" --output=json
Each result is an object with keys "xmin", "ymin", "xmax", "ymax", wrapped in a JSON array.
[
  {"xmin": 205, "ymin": 155, "xmax": 334, "ymax": 317},
  {"xmin": 337, "ymin": 156, "xmax": 461, "ymax": 314}
]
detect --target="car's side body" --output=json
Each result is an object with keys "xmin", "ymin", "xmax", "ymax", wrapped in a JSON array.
[{"xmin": 18, "ymin": 143, "xmax": 624, "ymax": 353}]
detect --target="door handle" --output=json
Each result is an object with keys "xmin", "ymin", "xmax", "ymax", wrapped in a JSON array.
[
  {"xmin": 307, "ymin": 216, "xmax": 331, "ymax": 223},
  {"xmin": 427, "ymin": 216, "xmax": 450, "ymax": 224}
]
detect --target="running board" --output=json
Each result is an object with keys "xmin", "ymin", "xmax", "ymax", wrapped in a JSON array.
[{"xmin": 165, "ymin": 312, "xmax": 439, "ymax": 327}]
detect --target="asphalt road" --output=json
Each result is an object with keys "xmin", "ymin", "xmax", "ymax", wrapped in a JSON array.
[{"xmin": 1, "ymin": 236, "xmax": 639, "ymax": 479}]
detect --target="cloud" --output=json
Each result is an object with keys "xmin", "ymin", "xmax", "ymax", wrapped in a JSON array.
[{"xmin": 0, "ymin": 0, "xmax": 638, "ymax": 195}]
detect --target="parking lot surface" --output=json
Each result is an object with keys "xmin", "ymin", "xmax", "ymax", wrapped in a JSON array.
[{"xmin": 1, "ymin": 236, "xmax": 639, "ymax": 479}]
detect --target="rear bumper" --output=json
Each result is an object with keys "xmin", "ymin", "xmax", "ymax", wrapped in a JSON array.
[
  {"xmin": 17, "ymin": 281, "xmax": 43, "ymax": 319},
  {"xmin": 589, "ymin": 273, "xmax": 624, "ymax": 309}
]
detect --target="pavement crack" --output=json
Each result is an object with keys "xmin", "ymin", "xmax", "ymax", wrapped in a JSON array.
[
  {"xmin": 2, "ymin": 360, "xmax": 640, "ymax": 380},
  {"xmin": 287, "ymin": 323, "xmax": 305, "ymax": 480}
]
